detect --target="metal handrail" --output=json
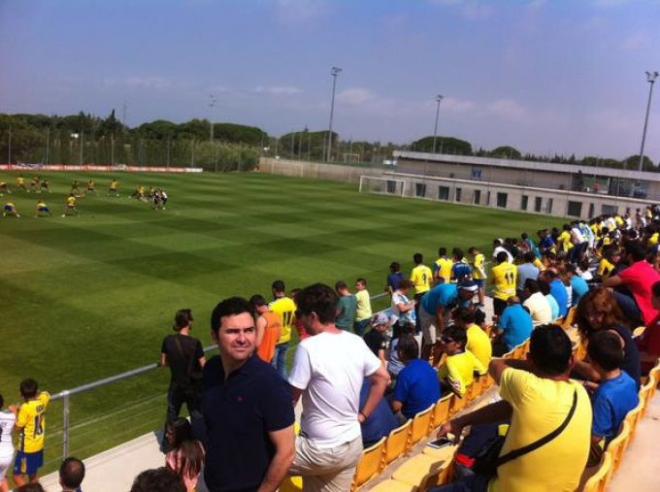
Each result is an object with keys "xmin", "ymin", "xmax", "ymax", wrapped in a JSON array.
[{"xmin": 48, "ymin": 291, "xmax": 391, "ymax": 458}]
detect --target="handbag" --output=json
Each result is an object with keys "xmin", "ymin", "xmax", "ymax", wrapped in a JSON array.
[{"xmin": 473, "ymin": 389, "xmax": 578, "ymax": 479}]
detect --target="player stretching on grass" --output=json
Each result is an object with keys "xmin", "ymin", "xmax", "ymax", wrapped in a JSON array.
[
  {"xmin": 71, "ymin": 180, "xmax": 81, "ymax": 197},
  {"xmin": 12, "ymin": 379, "xmax": 50, "ymax": 488},
  {"xmin": 35, "ymin": 200, "xmax": 51, "ymax": 218},
  {"xmin": 108, "ymin": 179, "xmax": 120, "ymax": 197},
  {"xmin": 86, "ymin": 179, "xmax": 96, "ymax": 195},
  {"xmin": 0, "ymin": 182, "xmax": 11, "ymax": 196},
  {"xmin": 40, "ymin": 179, "xmax": 50, "ymax": 193},
  {"xmin": 63, "ymin": 194, "xmax": 78, "ymax": 217},
  {"xmin": 30, "ymin": 176, "xmax": 40, "ymax": 193},
  {"xmin": 16, "ymin": 175, "xmax": 27, "ymax": 192},
  {"xmin": 3, "ymin": 202, "xmax": 19, "ymax": 218}
]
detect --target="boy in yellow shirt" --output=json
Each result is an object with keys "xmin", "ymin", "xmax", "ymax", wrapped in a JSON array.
[
  {"xmin": 411, "ymin": 253, "xmax": 433, "ymax": 300},
  {"xmin": 438, "ymin": 326, "xmax": 487, "ymax": 398}
]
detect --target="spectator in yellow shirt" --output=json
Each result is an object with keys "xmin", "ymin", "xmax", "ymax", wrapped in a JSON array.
[
  {"xmin": 437, "ymin": 326, "xmax": 487, "ymax": 398},
  {"xmin": 410, "ymin": 253, "xmax": 433, "ymax": 300}
]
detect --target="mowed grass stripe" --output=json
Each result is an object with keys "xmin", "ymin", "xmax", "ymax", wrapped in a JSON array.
[{"xmin": 0, "ymin": 170, "xmax": 560, "ymax": 470}]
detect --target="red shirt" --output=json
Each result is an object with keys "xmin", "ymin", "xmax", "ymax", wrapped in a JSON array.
[{"xmin": 619, "ymin": 261, "xmax": 660, "ymax": 325}]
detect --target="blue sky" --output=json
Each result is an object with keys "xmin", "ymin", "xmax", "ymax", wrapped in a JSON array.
[{"xmin": 1, "ymin": 0, "xmax": 660, "ymax": 160}]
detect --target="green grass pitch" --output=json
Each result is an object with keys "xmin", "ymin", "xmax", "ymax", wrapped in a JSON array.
[{"xmin": 0, "ymin": 170, "xmax": 560, "ymax": 470}]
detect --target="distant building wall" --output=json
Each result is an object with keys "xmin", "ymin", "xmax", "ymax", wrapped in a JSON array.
[{"xmin": 257, "ymin": 158, "xmax": 656, "ymax": 219}]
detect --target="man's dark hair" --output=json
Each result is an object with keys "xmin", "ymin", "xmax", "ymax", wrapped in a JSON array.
[
  {"xmin": 525, "ymin": 278, "xmax": 540, "ymax": 294},
  {"xmin": 17, "ymin": 484, "xmax": 46, "ymax": 492},
  {"xmin": 249, "ymin": 294, "xmax": 267, "ymax": 309},
  {"xmin": 457, "ymin": 308, "xmax": 475, "ymax": 325},
  {"xmin": 496, "ymin": 251, "xmax": 508, "ymax": 263},
  {"xmin": 538, "ymin": 280, "xmax": 551, "ymax": 296},
  {"xmin": 335, "ymin": 280, "xmax": 348, "ymax": 292},
  {"xmin": 210, "ymin": 297, "xmax": 253, "ymax": 334},
  {"xmin": 438, "ymin": 247, "xmax": 447, "ymax": 256},
  {"xmin": 474, "ymin": 309, "xmax": 486, "ymax": 325},
  {"xmin": 20, "ymin": 378, "xmax": 38, "ymax": 399},
  {"xmin": 523, "ymin": 252, "xmax": 535, "ymax": 263},
  {"xmin": 587, "ymin": 331, "xmax": 624, "ymax": 372},
  {"xmin": 443, "ymin": 325, "xmax": 467, "ymax": 348},
  {"xmin": 173, "ymin": 309, "xmax": 193, "ymax": 331},
  {"xmin": 468, "ymin": 246, "xmax": 477, "ymax": 254},
  {"xmin": 396, "ymin": 334, "xmax": 419, "ymax": 361},
  {"xmin": 271, "ymin": 280, "xmax": 286, "ymax": 293},
  {"xmin": 413, "ymin": 253, "xmax": 423, "ymax": 264},
  {"xmin": 60, "ymin": 457, "xmax": 85, "ymax": 489},
  {"xmin": 453, "ymin": 248, "xmax": 464, "ymax": 260},
  {"xmin": 653, "ymin": 280, "xmax": 660, "ymax": 298},
  {"xmin": 521, "ymin": 232, "xmax": 528, "ymax": 240},
  {"xmin": 295, "ymin": 283, "xmax": 339, "ymax": 324},
  {"xmin": 625, "ymin": 242, "xmax": 646, "ymax": 262},
  {"xmin": 356, "ymin": 278, "xmax": 367, "ymax": 286},
  {"xmin": 130, "ymin": 467, "xmax": 185, "ymax": 492},
  {"xmin": 529, "ymin": 325, "xmax": 573, "ymax": 376},
  {"xmin": 390, "ymin": 261, "xmax": 400, "ymax": 272}
]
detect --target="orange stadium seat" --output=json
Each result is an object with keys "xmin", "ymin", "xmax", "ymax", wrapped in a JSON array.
[
  {"xmin": 383, "ymin": 420, "xmax": 412, "ymax": 467},
  {"xmin": 431, "ymin": 395, "xmax": 452, "ymax": 431},
  {"xmin": 352, "ymin": 437, "xmax": 386, "ymax": 491},
  {"xmin": 606, "ymin": 420, "xmax": 631, "ymax": 473},
  {"xmin": 279, "ymin": 476, "xmax": 303, "ymax": 492},
  {"xmin": 582, "ymin": 451, "xmax": 613, "ymax": 492},
  {"xmin": 449, "ymin": 393, "xmax": 467, "ymax": 417},
  {"xmin": 367, "ymin": 479, "xmax": 415, "ymax": 492},
  {"xmin": 410, "ymin": 405, "xmax": 434, "ymax": 447},
  {"xmin": 624, "ymin": 401, "xmax": 643, "ymax": 442}
]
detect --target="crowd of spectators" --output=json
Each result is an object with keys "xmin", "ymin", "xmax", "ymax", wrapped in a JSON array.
[{"xmin": 5, "ymin": 206, "xmax": 660, "ymax": 491}]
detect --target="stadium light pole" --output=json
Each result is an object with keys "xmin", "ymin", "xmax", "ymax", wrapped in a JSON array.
[
  {"xmin": 326, "ymin": 66, "xmax": 342, "ymax": 162},
  {"xmin": 432, "ymin": 94, "xmax": 444, "ymax": 154},
  {"xmin": 209, "ymin": 94, "xmax": 217, "ymax": 171},
  {"xmin": 638, "ymin": 71, "xmax": 658, "ymax": 172}
]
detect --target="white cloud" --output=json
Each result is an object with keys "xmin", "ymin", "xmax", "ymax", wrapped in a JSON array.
[
  {"xmin": 336, "ymin": 88, "xmax": 376, "ymax": 106},
  {"xmin": 486, "ymin": 99, "xmax": 528, "ymax": 120},
  {"xmin": 255, "ymin": 85, "xmax": 303, "ymax": 95},
  {"xmin": 621, "ymin": 31, "xmax": 650, "ymax": 51},
  {"xmin": 274, "ymin": 0, "xmax": 329, "ymax": 25},
  {"xmin": 103, "ymin": 76, "xmax": 172, "ymax": 90}
]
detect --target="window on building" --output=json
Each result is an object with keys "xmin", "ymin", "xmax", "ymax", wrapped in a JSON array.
[
  {"xmin": 415, "ymin": 183, "xmax": 426, "ymax": 197},
  {"xmin": 386, "ymin": 180, "xmax": 397, "ymax": 194},
  {"xmin": 455, "ymin": 188, "xmax": 462, "ymax": 202},
  {"xmin": 602, "ymin": 204, "xmax": 618, "ymax": 216},
  {"xmin": 496, "ymin": 192, "xmax": 508, "ymax": 208},
  {"xmin": 438, "ymin": 186, "xmax": 449, "ymax": 200},
  {"xmin": 471, "ymin": 168, "xmax": 482, "ymax": 180},
  {"xmin": 588, "ymin": 203, "xmax": 595, "ymax": 219},
  {"xmin": 567, "ymin": 201, "xmax": 582, "ymax": 217},
  {"xmin": 534, "ymin": 196, "xmax": 542, "ymax": 212},
  {"xmin": 474, "ymin": 189, "xmax": 481, "ymax": 204},
  {"xmin": 521, "ymin": 195, "xmax": 529, "ymax": 211},
  {"xmin": 546, "ymin": 198, "xmax": 553, "ymax": 214}
]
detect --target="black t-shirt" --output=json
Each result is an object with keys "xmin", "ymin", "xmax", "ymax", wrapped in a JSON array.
[
  {"xmin": 613, "ymin": 325, "xmax": 641, "ymax": 388},
  {"xmin": 363, "ymin": 330, "xmax": 389, "ymax": 357},
  {"xmin": 202, "ymin": 355, "xmax": 294, "ymax": 492},
  {"xmin": 161, "ymin": 334, "xmax": 204, "ymax": 387}
]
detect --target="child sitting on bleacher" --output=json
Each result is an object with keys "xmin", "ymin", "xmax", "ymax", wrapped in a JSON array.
[
  {"xmin": 587, "ymin": 331, "xmax": 639, "ymax": 465},
  {"xmin": 437, "ymin": 326, "xmax": 487, "ymax": 398},
  {"xmin": 454, "ymin": 309, "xmax": 492, "ymax": 369}
]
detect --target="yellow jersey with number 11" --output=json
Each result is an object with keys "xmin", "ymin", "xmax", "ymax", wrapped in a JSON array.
[
  {"xmin": 17, "ymin": 391, "xmax": 51, "ymax": 453},
  {"xmin": 491, "ymin": 262, "xmax": 517, "ymax": 300},
  {"xmin": 269, "ymin": 296, "xmax": 296, "ymax": 345}
]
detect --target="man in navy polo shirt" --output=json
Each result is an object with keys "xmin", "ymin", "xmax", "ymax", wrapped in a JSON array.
[{"xmin": 203, "ymin": 297, "xmax": 295, "ymax": 492}]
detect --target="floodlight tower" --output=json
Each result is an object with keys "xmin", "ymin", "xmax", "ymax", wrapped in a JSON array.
[
  {"xmin": 209, "ymin": 94, "xmax": 217, "ymax": 143},
  {"xmin": 638, "ymin": 71, "xmax": 658, "ymax": 171},
  {"xmin": 326, "ymin": 66, "xmax": 342, "ymax": 162},
  {"xmin": 432, "ymin": 95, "xmax": 444, "ymax": 154}
]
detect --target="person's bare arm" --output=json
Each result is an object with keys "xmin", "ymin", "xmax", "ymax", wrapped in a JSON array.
[
  {"xmin": 436, "ymin": 306, "xmax": 447, "ymax": 332},
  {"xmin": 572, "ymin": 360, "xmax": 601, "ymax": 382},
  {"xmin": 437, "ymin": 400, "xmax": 513, "ymax": 443},
  {"xmin": 257, "ymin": 425, "xmax": 295, "ymax": 492},
  {"xmin": 489, "ymin": 358, "xmax": 532, "ymax": 385},
  {"xmin": 603, "ymin": 275, "xmax": 623, "ymax": 288},
  {"xmin": 198, "ymin": 356, "xmax": 206, "ymax": 368},
  {"xmin": 256, "ymin": 316, "xmax": 267, "ymax": 347},
  {"xmin": 160, "ymin": 353, "xmax": 168, "ymax": 367},
  {"xmin": 360, "ymin": 365, "xmax": 390, "ymax": 422},
  {"xmin": 391, "ymin": 400, "xmax": 403, "ymax": 414}
]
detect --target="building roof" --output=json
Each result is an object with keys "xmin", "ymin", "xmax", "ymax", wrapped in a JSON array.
[{"xmin": 393, "ymin": 151, "xmax": 660, "ymax": 183}]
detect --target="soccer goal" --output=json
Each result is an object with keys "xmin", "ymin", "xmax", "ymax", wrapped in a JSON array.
[
  {"xmin": 358, "ymin": 175, "xmax": 406, "ymax": 197},
  {"xmin": 343, "ymin": 152, "xmax": 361, "ymax": 164}
]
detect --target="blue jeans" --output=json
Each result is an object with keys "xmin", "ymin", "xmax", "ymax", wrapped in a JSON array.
[{"xmin": 272, "ymin": 343, "xmax": 289, "ymax": 379}]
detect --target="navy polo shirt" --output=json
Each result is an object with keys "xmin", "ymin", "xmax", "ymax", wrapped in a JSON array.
[{"xmin": 202, "ymin": 355, "xmax": 294, "ymax": 492}]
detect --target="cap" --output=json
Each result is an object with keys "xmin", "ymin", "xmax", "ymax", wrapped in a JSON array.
[
  {"xmin": 458, "ymin": 280, "xmax": 478, "ymax": 293},
  {"xmin": 371, "ymin": 312, "xmax": 391, "ymax": 326}
]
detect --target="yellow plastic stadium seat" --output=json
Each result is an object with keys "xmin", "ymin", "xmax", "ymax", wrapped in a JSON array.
[
  {"xmin": 384, "ymin": 420, "xmax": 412, "ymax": 467},
  {"xmin": 280, "ymin": 476, "xmax": 303, "ymax": 492},
  {"xmin": 410, "ymin": 404, "xmax": 434, "ymax": 447},
  {"xmin": 502, "ymin": 349, "xmax": 515, "ymax": 359},
  {"xmin": 431, "ymin": 395, "xmax": 452, "ymax": 430},
  {"xmin": 606, "ymin": 421, "xmax": 630, "ymax": 473},
  {"xmin": 422, "ymin": 442, "xmax": 459, "ymax": 462},
  {"xmin": 449, "ymin": 393, "xmax": 467, "ymax": 416},
  {"xmin": 625, "ymin": 402, "xmax": 643, "ymax": 442},
  {"xmin": 583, "ymin": 452, "xmax": 613, "ymax": 492},
  {"xmin": 649, "ymin": 359, "xmax": 660, "ymax": 398},
  {"xmin": 352, "ymin": 437, "xmax": 386, "ymax": 491},
  {"xmin": 632, "ymin": 326, "xmax": 646, "ymax": 338},
  {"xmin": 392, "ymin": 454, "xmax": 447, "ymax": 487},
  {"xmin": 640, "ymin": 380, "xmax": 654, "ymax": 418},
  {"xmin": 513, "ymin": 344, "xmax": 526, "ymax": 360},
  {"xmin": 367, "ymin": 479, "xmax": 416, "ymax": 492}
]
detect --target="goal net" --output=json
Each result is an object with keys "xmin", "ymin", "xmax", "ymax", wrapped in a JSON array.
[
  {"xmin": 359, "ymin": 176, "xmax": 406, "ymax": 197},
  {"xmin": 343, "ymin": 152, "xmax": 361, "ymax": 164}
]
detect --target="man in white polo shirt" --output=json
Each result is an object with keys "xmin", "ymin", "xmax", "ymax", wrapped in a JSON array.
[{"xmin": 288, "ymin": 283, "xmax": 390, "ymax": 492}]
